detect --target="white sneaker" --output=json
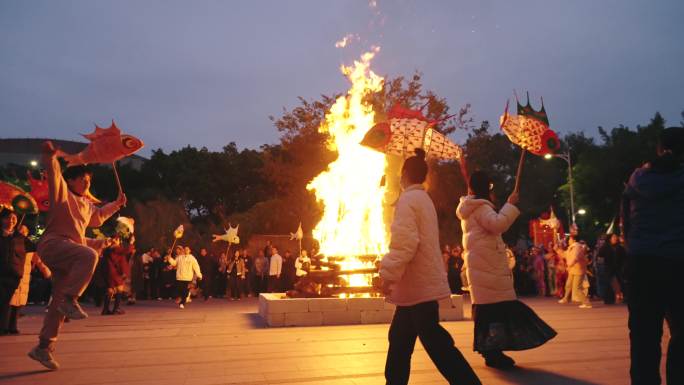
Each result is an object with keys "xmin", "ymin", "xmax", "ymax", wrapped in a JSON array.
[
  {"xmin": 558, "ymin": 298, "xmax": 568, "ymax": 304},
  {"xmin": 179, "ymin": 304, "xmax": 185, "ymax": 309},
  {"xmin": 28, "ymin": 345, "xmax": 60, "ymax": 370},
  {"xmin": 579, "ymin": 304, "xmax": 592, "ymax": 309}
]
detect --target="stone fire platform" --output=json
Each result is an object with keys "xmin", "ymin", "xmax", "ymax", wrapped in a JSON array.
[{"xmin": 258, "ymin": 293, "xmax": 464, "ymax": 327}]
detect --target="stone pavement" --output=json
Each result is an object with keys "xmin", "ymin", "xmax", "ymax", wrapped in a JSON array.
[{"xmin": 0, "ymin": 296, "xmax": 664, "ymax": 385}]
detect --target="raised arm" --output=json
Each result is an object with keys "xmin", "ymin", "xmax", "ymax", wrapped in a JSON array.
[
  {"xmin": 42, "ymin": 141, "xmax": 68, "ymax": 205},
  {"xmin": 476, "ymin": 203, "xmax": 520, "ymax": 235}
]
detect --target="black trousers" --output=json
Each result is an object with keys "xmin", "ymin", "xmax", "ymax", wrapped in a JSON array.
[
  {"xmin": 627, "ymin": 256, "xmax": 683, "ymax": 385},
  {"xmin": 267, "ymin": 276, "xmax": 280, "ymax": 292},
  {"xmin": 0, "ymin": 276, "xmax": 20, "ymax": 331},
  {"xmin": 177, "ymin": 280, "xmax": 191, "ymax": 305},
  {"xmin": 228, "ymin": 274, "xmax": 240, "ymax": 299},
  {"xmin": 385, "ymin": 300, "xmax": 481, "ymax": 385},
  {"xmin": 254, "ymin": 275, "xmax": 267, "ymax": 295}
]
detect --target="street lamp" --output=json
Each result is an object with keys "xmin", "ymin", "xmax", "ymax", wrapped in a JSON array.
[
  {"xmin": 545, "ymin": 149, "xmax": 576, "ymax": 226},
  {"xmin": 29, "ymin": 160, "xmax": 38, "ymax": 168},
  {"xmin": 577, "ymin": 208, "xmax": 587, "ymax": 216}
]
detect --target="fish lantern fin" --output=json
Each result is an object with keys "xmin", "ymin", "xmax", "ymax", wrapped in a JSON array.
[{"xmin": 82, "ymin": 121, "xmax": 121, "ymax": 141}]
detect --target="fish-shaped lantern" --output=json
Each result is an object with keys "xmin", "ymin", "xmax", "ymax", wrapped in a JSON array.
[
  {"xmin": 0, "ymin": 181, "xmax": 38, "ymax": 215},
  {"xmin": 361, "ymin": 105, "xmax": 463, "ymax": 161},
  {"xmin": 290, "ymin": 222, "xmax": 303, "ymax": 241},
  {"xmin": 173, "ymin": 225, "xmax": 185, "ymax": 239},
  {"xmin": 60, "ymin": 121, "xmax": 144, "ymax": 166},
  {"xmin": 27, "ymin": 171, "xmax": 50, "ymax": 212},
  {"xmin": 499, "ymin": 94, "xmax": 560, "ymax": 156},
  {"xmin": 212, "ymin": 224, "xmax": 239, "ymax": 244}
]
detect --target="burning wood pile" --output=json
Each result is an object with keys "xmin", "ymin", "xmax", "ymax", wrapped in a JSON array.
[{"xmin": 287, "ymin": 255, "xmax": 381, "ymax": 298}]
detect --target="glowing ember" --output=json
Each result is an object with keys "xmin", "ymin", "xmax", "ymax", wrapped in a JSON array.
[{"xmin": 306, "ymin": 47, "xmax": 387, "ymax": 289}]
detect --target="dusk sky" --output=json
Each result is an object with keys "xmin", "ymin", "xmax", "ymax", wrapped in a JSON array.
[{"xmin": 1, "ymin": 0, "xmax": 683, "ymax": 157}]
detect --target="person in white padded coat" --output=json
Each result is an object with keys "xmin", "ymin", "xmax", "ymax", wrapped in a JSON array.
[
  {"xmin": 380, "ymin": 149, "xmax": 481, "ymax": 385},
  {"xmin": 457, "ymin": 171, "xmax": 556, "ymax": 369}
]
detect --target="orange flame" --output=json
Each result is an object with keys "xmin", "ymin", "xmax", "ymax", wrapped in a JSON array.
[{"xmin": 307, "ymin": 48, "xmax": 387, "ymax": 288}]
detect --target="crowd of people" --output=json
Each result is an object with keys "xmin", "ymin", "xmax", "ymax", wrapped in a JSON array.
[
  {"xmin": 81, "ymin": 241, "xmax": 314, "ymax": 311},
  {"xmin": 441, "ymin": 232, "xmax": 628, "ymax": 309}
]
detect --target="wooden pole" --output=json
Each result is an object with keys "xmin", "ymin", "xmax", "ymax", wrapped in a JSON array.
[
  {"xmin": 513, "ymin": 149, "xmax": 526, "ymax": 194},
  {"xmin": 112, "ymin": 161, "xmax": 123, "ymax": 194}
]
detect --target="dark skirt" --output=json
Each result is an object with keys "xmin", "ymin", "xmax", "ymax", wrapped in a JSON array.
[{"xmin": 472, "ymin": 300, "xmax": 556, "ymax": 352}]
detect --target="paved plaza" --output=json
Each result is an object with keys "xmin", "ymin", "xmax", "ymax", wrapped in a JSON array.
[{"xmin": 0, "ymin": 296, "xmax": 663, "ymax": 385}]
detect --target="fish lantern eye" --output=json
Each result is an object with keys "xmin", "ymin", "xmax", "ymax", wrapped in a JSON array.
[
  {"xmin": 122, "ymin": 136, "xmax": 138, "ymax": 149},
  {"xmin": 541, "ymin": 130, "xmax": 560, "ymax": 154}
]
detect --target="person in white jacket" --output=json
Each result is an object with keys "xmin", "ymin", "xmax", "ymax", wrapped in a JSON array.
[
  {"xmin": 380, "ymin": 149, "xmax": 481, "ymax": 385},
  {"xmin": 456, "ymin": 171, "xmax": 556, "ymax": 369},
  {"xmin": 168, "ymin": 246, "xmax": 202, "ymax": 309}
]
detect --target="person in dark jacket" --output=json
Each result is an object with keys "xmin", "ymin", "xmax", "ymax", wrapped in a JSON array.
[
  {"xmin": 197, "ymin": 248, "xmax": 216, "ymax": 300},
  {"xmin": 0, "ymin": 209, "xmax": 28, "ymax": 335},
  {"xmin": 149, "ymin": 249, "xmax": 164, "ymax": 300},
  {"xmin": 596, "ymin": 234, "xmax": 627, "ymax": 304},
  {"xmin": 446, "ymin": 245, "xmax": 464, "ymax": 294},
  {"xmin": 281, "ymin": 250, "xmax": 297, "ymax": 292},
  {"xmin": 622, "ymin": 127, "xmax": 684, "ymax": 385}
]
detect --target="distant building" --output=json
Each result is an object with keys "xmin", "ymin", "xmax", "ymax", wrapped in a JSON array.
[{"xmin": 0, "ymin": 138, "xmax": 147, "ymax": 170}]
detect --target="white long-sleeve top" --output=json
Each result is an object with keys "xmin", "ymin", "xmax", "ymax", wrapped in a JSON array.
[
  {"xmin": 269, "ymin": 253, "xmax": 282, "ymax": 276},
  {"xmin": 168, "ymin": 254, "xmax": 202, "ymax": 281}
]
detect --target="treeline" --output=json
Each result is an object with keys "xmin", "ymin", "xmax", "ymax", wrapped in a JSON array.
[{"xmin": 2, "ymin": 73, "xmax": 681, "ymax": 252}]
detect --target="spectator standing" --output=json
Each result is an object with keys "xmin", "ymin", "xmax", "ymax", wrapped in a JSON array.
[
  {"xmin": 544, "ymin": 243, "xmax": 558, "ymax": 297},
  {"xmin": 216, "ymin": 252, "xmax": 228, "ymax": 297},
  {"xmin": 140, "ymin": 248, "xmax": 154, "ymax": 299},
  {"xmin": 127, "ymin": 242, "xmax": 143, "ymax": 305},
  {"xmin": 197, "ymin": 247, "xmax": 216, "ymax": 300},
  {"xmin": 226, "ymin": 250, "xmax": 245, "ymax": 300},
  {"xmin": 531, "ymin": 247, "xmax": 546, "ymax": 296},
  {"xmin": 8, "ymin": 226, "xmax": 51, "ymax": 334},
  {"xmin": 281, "ymin": 250, "xmax": 296, "ymax": 291},
  {"xmin": 253, "ymin": 250, "xmax": 269, "ymax": 295},
  {"xmin": 268, "ymin": 247, "xmax": 282, "ymax": 292},
  {"xmin": 149, "ymin": 249, "xmax": 163, "ymax": 300},
  {"xmin": 446, "ymin": 245, "xmax": 464, "ymax": 294},
  {"xmin": 557, "ymin": 238, "xmax": 592, "ymax": 308},
  {"xmin": 0, "ymin": 210, "xmax": 28, "ymax": 335},
  {"xmin": 622, "ymin": 127, "xmax": 684, "ymax": 385},
  {"xmin": 263, "ymin": 241, "xmax": 272, "ymax": 261},
  {"xmin": 242, "ymin": 249, "xmax": 253, "ymax": 297}
]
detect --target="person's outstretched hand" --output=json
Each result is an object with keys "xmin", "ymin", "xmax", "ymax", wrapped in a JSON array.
[
  {"xmin": 42, "ymin": 141, "xmax": 56, "ymax": 156},
  {"xmin": 116, "ymin": 192, "xmax": 127, "ymax": 207},
  {"xmin": 507, "ymin": 191, "xmax": 519, "ymax": 205}
]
